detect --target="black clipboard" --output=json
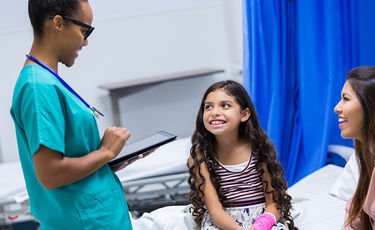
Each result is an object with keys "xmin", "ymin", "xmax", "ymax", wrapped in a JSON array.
[{"xmin": 108, "ymin": 130, "xmax": 177, "ymax": 167}]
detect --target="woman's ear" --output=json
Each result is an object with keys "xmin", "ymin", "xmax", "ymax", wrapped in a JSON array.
[
  {"xmin": 241, "ymin": 108, "xmax": 250, "ymax": 122},
  {"xmin": 50, "ymin": 15, "xmax": 64, "ymax": 30}
]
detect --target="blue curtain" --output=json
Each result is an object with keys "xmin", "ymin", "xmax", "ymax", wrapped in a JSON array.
[{"xmin": 242, "ymin": 0, "xmax": 373, "ymax": 185}]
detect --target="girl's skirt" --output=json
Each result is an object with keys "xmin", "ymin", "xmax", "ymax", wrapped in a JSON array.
[{"xmin": 201, "ymin": 199, "xmax": 288, "ymax": 230}]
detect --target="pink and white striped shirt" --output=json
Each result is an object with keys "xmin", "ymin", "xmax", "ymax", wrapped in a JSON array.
[{"xmin": 216, "ymin": 154, "xmax": 265, "ymax": 203}]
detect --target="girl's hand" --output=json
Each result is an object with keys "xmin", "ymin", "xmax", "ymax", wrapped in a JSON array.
[
  {"xmin": 248, "ymin": 226, "xmax": 255, "ymax": 230},
  {"xmin": 109, "ymin": 149, "xmax": 157, "ymax": 172},
  {"xmin": 100, "ymin": 126, "xmax": 130, "ymax": 160}
]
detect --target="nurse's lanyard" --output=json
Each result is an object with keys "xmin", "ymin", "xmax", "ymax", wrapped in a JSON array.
[{"xmin": 26, "ymin": 54, "xmax": 104, "ymax": 119}]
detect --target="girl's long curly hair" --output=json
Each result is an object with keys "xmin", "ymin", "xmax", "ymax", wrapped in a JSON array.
[{"xmin": 187, "ymin": 80, "xmax": 297, "ymax": 229}]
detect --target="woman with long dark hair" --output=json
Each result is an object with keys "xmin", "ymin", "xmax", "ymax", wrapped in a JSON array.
[{"xmin": 335, "ymin": 66, "xmax": 375, "ymax": 229}]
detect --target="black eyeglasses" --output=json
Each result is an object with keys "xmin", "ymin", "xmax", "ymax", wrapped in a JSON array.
[{"xmin": 49, "ymin": 15, "xmax": 94, "ymax": 40}]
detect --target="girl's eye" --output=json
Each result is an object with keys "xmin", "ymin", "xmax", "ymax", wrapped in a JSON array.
[
  {"xmin": 222, "ymin": 103, "xmax": 231, "ymax": 108},
  {"xmin": 204, "ymin": 104, "xmax": 212, "ymax": 110},
  {"xmin": 343, "ymin": 96, "xmax": 349, "ymax": 101}
]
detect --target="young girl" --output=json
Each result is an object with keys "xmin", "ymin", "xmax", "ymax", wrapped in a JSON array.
[
  {"xmin": 187, "ymin": 80, "xmax": 296, "ymax": 230},
  {"xmin": 334, "ymin": 66, "xmax": 375, "ymax": 229}
]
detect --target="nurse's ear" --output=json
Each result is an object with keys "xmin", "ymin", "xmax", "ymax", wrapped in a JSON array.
[{"xmin": 49, "ymin": 15, "xmax": 64, "ymax": 31}]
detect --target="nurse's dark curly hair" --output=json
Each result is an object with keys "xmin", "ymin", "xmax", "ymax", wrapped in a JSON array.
[{"xmin": 187, "ymin": 80, "xmax": 297, "ymax": 229}]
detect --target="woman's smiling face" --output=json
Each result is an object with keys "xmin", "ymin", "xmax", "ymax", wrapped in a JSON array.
[{"xmin": 334, "ymin": 81, "xmax": 364, "ymax": 140}]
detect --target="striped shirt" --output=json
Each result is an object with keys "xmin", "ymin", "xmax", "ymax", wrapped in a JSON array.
[{"xmin": 216, "ymin": 154, "xmax": 265, "ymax": 202}]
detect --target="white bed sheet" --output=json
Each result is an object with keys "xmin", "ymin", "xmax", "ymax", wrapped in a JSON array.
[
  {"xmin": 0, "ymin": 161, "xmax": 27, "ymax": 205},
  {"xmin": 289, "ymin": 164, "xmax": 346, "ymax": 230},
  {"xmin": 131, "ymin": 205, "xmax": 195, "ymax": 230},
  {"xmin": 116, "ymin": 137, "xmax": 191, "ymax": 182},
  {"xmin": 131, "ymin": 164, "xmax": 347, "ymax": 230},
  {"xmin": 0, "ymin": 161, "xmax": 30, "ymax": 225}
]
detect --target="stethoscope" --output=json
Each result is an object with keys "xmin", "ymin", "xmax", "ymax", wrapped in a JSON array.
[{"xmin": 26, "ymin": 54, "xmax": 104, "ymax": 119}]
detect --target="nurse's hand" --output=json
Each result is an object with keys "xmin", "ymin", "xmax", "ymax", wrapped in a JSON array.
[
  {"xmin": 109, "ymin": 149, "xmax": 157, "ymax": 172},
  {"xmin": 100, "ymin": 126, "xmax": 130, "ymax": 160}
]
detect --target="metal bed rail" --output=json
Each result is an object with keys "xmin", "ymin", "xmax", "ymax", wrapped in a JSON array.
[{"xmin": 123, "ymin": 171, "xmax": 190, "ymax": 216}]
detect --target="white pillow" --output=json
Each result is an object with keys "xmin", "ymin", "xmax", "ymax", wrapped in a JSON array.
[{"xmin": 329, "ymin": 152, "xmax": 359, "ymax": 201}]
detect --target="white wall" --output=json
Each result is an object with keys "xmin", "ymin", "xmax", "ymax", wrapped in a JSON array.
[{"xmin": 0, "ymin": 0, "xmax": 243, "ymax": 162}]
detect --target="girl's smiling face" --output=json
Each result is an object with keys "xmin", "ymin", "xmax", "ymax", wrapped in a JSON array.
[
  {"xmin": 334, "ymin": 81, "xmax": 364, "ymax": 140},
  {"xmin": 203, "ymin": 88, "xmax": 250, "ymax": 137}
]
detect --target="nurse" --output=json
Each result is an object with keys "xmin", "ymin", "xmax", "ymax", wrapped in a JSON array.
[{"xmin": 10, "ymin": 0, "xmax": 134, "ymax": 229}]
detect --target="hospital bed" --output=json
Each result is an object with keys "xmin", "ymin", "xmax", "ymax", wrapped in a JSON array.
[
  {"xmin": 0, "ymin": 141, "xmax": 355, "ymax": 230},
  {"xmin": 130, "ymin": 163, "xmax": 351, "ymax": 230},
  {"xmin": 288, "ymin": 145, "xmax": 356, "ymax": 229},
  {"xmin": 288, "ymin": 164, "xmax": 346, "ymax": 229},
  {"xmin": 0, "ymin": 162, "xmax": 31, "ymax": 227},
  {"xmin": 130, "ymin": 145, "xmax": 356, "ymax": 230},
  {"xmin": 0, "ymin": 137, "xmax": 192, "ymax": 227},
  {"xmin": 116, "ymin": 137, "xmax": 192, "ymax": 215}
]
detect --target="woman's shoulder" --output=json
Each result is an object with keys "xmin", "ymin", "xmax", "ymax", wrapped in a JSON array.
[
  {"xmin": 368, "ymin": 167, "xmax": 375, "ymax": 192},
  {"xmin": 18, "ymin": 65, "xmax": 59, "ymax": 86},
  {"xmin": 20, "ymin": 64, "xmax": 42, "ymax": 75},
  {"xmin": 13, "ymin": 65, "xmax": 66, "ymax": 105},
  {"xmin": 362, "ymin": 168, "xmax": 375, "ymax": 223}
]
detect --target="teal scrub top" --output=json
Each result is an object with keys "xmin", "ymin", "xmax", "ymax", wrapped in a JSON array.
[{"xmin": 10, "ymin": 65, "xmax": 133, "ymax": 230}]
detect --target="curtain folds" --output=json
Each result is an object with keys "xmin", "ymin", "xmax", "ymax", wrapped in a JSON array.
[{"xmin": 242, "ymin": 0, "xmax": 359, "ymax": 185}]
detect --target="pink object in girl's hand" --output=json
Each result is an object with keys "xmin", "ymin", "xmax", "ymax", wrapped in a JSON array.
[{"xmin": 253, "ymin": 213, "xmax": 276, "ymax": 230}]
